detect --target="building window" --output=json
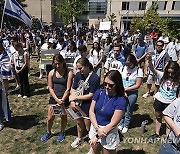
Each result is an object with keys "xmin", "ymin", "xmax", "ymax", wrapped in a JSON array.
[
  {"xmin": 122, "ymin": 2, "xmax": 129, "ymax": 10},
  {"xmin": 172, "ymin": 1, "xmax": 175, "ymax": 10},
  {"xmin": 172, "ymin": 1, "xmax": 180, "ymax": 10},
  {"xmin": 139, "ymin": 2, "xmax": 147, "ymax": 10},
  {"xmin": 164, "ymin": 1, "xmax": 167, "ymax": 10},
  {"xmin": 89, "ymin": 2, "xmax": 107, "ymax": 14},
  {"xmin": 152, "ymin": 1, "xmax": 167, "ymax": 10},
  {"xmin": 97, "ymin": 4, "xmax": 102, "ymax": 13}
]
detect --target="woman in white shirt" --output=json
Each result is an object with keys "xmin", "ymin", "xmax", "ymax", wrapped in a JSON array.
[
  {"xmin": 118, "ymin": 54, "xmax": 143, "ymax": 133},
  {"xmin": 88, "ymin": 41, "xmax": 104, "ymax": 77}
]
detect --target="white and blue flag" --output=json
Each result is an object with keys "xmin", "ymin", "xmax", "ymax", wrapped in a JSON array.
[{"xmin": 4, "ymin": 0, "xmax": 32, "ymax": 27}]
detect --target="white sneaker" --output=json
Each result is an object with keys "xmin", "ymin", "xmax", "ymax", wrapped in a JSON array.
[
  {"xmin": 142, "ymin": 92, "xmax": 150, "ymax": 98},
  {"xmin": 23, "ymin": 96, "xmax": 28, "ymax": 99},
  {"xmin": 71, "ymin": 137, "xmax": 84, "ymax": 148},
  {"xmin": 118, "ymin": 125, "xmax": 123, "ymax": 131},
  {"xmin": 18, "ymin": 94, "xmax": 22, "ymax": 97},
  {"xmin": 0, "ymin": 123, "xmax": 4, "ymax": 131},
  {"xmin": 39, "ymin": 74, "xmax": 43, "ymax": 79},
  {"xmin": 122, "ymin": 127, "xmax": 128, "ymax": 134},
  {"xmin": 87, "ymin": 147, "xmax": 93, "ymax": 154}
]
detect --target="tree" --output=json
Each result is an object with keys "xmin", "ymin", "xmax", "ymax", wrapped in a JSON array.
[
  {"xmin": 130, "ymin": 2, "xmax": 171, "ymax": 35},
  {"xmin": 107, "ymin": 13, "xmax": 117, "ymax": 27},
  {"xmin": 53, "ymin": 0, "xmax": 87, "ymax": 27}
]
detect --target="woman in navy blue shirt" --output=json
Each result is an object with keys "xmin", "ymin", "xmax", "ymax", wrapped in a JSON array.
[
  {"xmin": 69, "ymin": 58, "xmax": 100, "ymax": 148},
  {"xmin": 89, "ymin": 70, "xmax": 126, "ymax": 154}
]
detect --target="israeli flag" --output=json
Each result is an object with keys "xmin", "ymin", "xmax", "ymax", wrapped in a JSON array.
[{"xmin": 4, "ymin": 0, "xmax": 32, "ymax": 27}]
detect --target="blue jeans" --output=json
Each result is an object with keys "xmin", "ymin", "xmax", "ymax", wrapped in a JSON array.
[
  {"xmin": 120, "ymin": 91, "xmax": 138, "ymax": 128},
  {"xmin": 95, "ymin": 65, "xmax": 101, "ymax": 77},
  {"xmin": 159, "ymin": 143, "xmax": 180, "ymax": 154}
]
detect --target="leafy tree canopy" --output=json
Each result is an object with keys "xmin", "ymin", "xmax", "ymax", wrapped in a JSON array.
[
  {"xmin": 130, "ymin": 1, "xmax": 177, "ymax": 38},
  {"xmin": 53, "ymin": 0, "xmax": 87, "ymax": 27},
  {"xmin": 107, "ymin": 13, "xmax": 117, "ymax": 26}
]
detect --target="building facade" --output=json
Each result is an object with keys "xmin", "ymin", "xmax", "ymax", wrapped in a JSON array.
[
  {"xmin": 106, "ymin": 0, "xmax": 180, "ymax": 31},
  {"xmin": 25, "ymin": 0, "xmax": 63, "ymax": 25},
  {"xmin": 24, "ymin": 0, "xmax": 180, "ymax": 28}
]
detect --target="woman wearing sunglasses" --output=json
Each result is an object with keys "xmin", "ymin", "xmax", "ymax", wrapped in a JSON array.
[
  {"xmin": 147, "ymin": 54, "xmax": 180, "ymax": 141},
  {"xmin": 118, "ymin": 54, "xmax": 143, "ymax": 133},
  {"xmin": 88, "ymin": 70, "xmax": 126, "ymax": 154}
]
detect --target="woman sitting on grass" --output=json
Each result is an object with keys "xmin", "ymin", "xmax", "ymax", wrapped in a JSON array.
[{"xmin": 41, "ymin": 54, "xmax": 73, "ymax": 142}]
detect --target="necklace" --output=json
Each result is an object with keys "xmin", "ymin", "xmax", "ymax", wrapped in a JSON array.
[{"xmin": 101, "ymin": 93, "xmax": 113, "ymax": 112}]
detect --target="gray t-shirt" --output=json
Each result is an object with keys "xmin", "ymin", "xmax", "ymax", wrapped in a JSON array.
[{"xmin": 163, "ymin": 98, "xmax": 180, "ymax": 146}]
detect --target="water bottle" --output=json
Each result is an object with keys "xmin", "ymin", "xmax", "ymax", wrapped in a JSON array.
[{"xmin": 140, "ymin": 120, "xmax": 148, "ymax": 134}]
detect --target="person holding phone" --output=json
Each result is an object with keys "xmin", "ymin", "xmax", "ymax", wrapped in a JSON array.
[{"xmin": 41, "ymin": 54, "xmax": 73, "ymax": 142}]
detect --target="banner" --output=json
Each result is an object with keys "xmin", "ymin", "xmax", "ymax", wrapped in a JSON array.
[
  {"xmin": 99, "ymin": 21, "xmax": 111, "ymax": 30},
  {"xmin": 41, "ymin": 49, "xmax": 59, "ymax": 65}
]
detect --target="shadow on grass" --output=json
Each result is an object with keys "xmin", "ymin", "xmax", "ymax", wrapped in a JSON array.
[
  {"xmin": 117, "ymin": 149, "xmax": 145, "ymax": 154},
  {"xmin": 130, "ymin": 114, "xmax": 153, "ymax": 129},
  {"xmin": 32, "ymin": 89, "xmax": 49, "ymax": 96},
  {"xmin": 65, "ymin": 125, "xmax": 77, "ymax": 136},
  {"xmin": 5, "ymin": 115, "xmax": 39, "ymax": 130}
]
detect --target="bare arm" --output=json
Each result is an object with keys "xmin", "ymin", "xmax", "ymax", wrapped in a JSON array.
[
  {"xmin": 89, "ymin": 100, "xmax": 99, "ymax": 130},
  {"xmin": 20, "ymin": 52, "xmax": 29, "ymax": 71},
  {"xmin": 95, "ymin": 51, "xmax": 104, "ymax": 67},
  {"xmin": 61, "ymin": 70, "xmax": 73, "ymax": 102},
  {"xmin": 147, "ymin": 54, "xmax": 158, "ymax": 76},
  {"xmin": 125, "ymin": 77, "xmax": 142, "ymax": 92},
  {"xmin": 104, "ymin": 110, "xmax": 125, "ymax": 134},
  {"xmin": 48, "ymin": 70, "xmax": 59, "ymax": 103},
  {"xmin": 164, "ymin": 115, "xmax": 180, "ymax": 136}
]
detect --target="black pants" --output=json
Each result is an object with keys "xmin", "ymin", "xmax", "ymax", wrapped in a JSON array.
[
  {"xmin": 0, "ymin": 89, "xmax": 3, "ymax": 123},
  {"xmin": 17, "ymin": 66, "xmax": 30, "ymax": 97}
]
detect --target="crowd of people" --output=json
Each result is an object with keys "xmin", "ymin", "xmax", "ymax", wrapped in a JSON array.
[{"xmin": 0, "ymin": 25, "xmax": 180, "ymax": 154}]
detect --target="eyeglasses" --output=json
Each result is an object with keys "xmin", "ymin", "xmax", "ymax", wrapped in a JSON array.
[{"xmin": 103, "ymin": 82, "xmax": 115, "ymax": 88}]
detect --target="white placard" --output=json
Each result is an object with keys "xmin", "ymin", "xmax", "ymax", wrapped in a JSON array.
[{"xmin": 99, "ymin": 21, "xmax": 111, "ymax": 30}]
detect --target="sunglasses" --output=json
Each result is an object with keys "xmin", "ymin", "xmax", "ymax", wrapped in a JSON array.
[{"xmin": 104, "ymin": 82, "xmax": 115, "ymax": 88}]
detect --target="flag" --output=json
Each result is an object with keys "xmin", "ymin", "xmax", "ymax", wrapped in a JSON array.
[{"xmin": 4, "ymin": 0, "xmax": 32, "ymax": 27}]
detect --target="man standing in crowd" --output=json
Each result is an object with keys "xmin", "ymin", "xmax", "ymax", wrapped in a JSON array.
[
  {"xmin": 104, "ymin": 43, "xmax": 125, "ymax": 73},
  {"xmin": 143, "ymin": 40, "xmax": 170, "ymax": 98}
]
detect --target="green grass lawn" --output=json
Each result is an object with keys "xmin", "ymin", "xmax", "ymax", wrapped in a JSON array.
[{"xmin": 0, "ymin": 57, "xmax": 166, "ymax": 154}]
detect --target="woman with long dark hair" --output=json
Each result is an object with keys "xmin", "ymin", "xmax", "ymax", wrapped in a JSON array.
[
  {"xmin": 41, "ymin": 54, "xmax": 73, "ymax": 142},
  {"xmin": 118, "ymin": 54, "xmax": 143, "ymax": 133},
  {"xmin": 69, "ymin": 57, "xmax": 100, "ymax": 148},
  {"xmin": 147, "ymin": 54, "xmax": 180, "ymax": 140},
  {"xmin": 88, "ymin": 70, "xmax": 126, "ymax": 154},
  {"xmin": 88, "ymin": 40, "xmax": 104, "ymax": 77}
]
